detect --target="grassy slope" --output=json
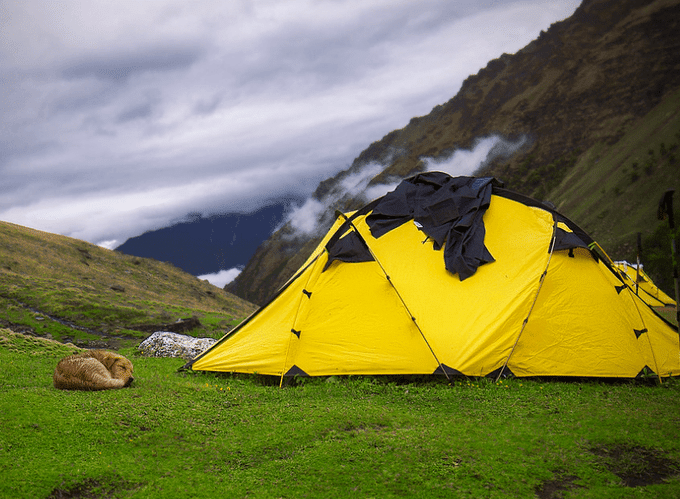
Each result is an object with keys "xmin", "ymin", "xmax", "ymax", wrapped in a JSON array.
[
  {"xmin": 2, "ymin": 329, "xmax": 679, "ymax": 498},
  {"xmin": 551, "ymin": 87, "xmax": 680, "ymax": 257},
  {"xmin": 0, "ymin": 221, "xmax": 256, "ymax": 347}
]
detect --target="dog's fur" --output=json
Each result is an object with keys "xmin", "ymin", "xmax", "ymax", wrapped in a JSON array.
[{"xmin": 53, "ymin": 350, "xmax": 134, "ymax": 391}]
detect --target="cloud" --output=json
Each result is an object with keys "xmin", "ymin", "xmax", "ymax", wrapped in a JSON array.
[
  {"xmin": 62, "ymin": 44, "xmax": 204, "ymax": 82},
  {"xmin": 198, "ymin": 268, "xmax": 243, "ymax": 288},
  {"xmin": 0, "ymin": 0, "xmax": 581, "ymax": 253},
  {"xmin": 286, "ymin": 198, "xmax": 326, "ymax": 236},
  {"xmin": 282, "ymin": 134, "xmax": 528, "ymax": 240},
  {"xmin": 423, "ymin": 135, "xmax": 528, "ymax": 177},
  {"xmin": 282, "ymin": 162, "xmax": 385, "ymax": 237}
]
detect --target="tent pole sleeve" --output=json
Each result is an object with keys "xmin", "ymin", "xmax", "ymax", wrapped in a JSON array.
[
  {"xmin": 658, "ymin": 189, "xmax": 679, "ymax": 327},
  {"xmin": 279, "ymin": 253, "xmax": 323, "ymax": 388},
  {"xmin": 616, "ymin": 245, "xmax": 669, "ymax": 381},
  {"xmin": 669, "ymin": 201, "xmax": 679, "ymax": 329},
  {"xmin": 496, "ymin": 226, "xmax": 558, "ymax": 382},
  {"xmin": 625, "ymin": 283, "xmax": 664, "ymax": 383},
  {"xmin": 636, "ymin": 232, "xmax": 642, "ymax": 296},
  {"xmin": 340, "ymin": 214, "xmax": 451, "ymax": 381}
]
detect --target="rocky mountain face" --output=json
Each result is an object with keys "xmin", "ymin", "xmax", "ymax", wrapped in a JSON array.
[{"xmin": 229, "ymin": 0, "xmax": 680, "ymax": 305}]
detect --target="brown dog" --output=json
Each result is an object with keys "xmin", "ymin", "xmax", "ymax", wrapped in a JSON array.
[{"xmin": 53, "ymin": 350, "xmax": 134, "ymax": 391}]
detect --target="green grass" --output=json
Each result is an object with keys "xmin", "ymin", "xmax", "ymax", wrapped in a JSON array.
[{"xmin": 2, "ymin": 329, "xmax": 680, "ymax": 498}]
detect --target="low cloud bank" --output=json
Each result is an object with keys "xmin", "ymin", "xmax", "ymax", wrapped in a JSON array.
[
  {"xmin": 279, "ymin": 134, "xmax": 527, "ymax": 241},
  {"xmin": 198, "ymin": 268, "xmax": 243, "ymax": 288},
  {"xmin": 282, "ymin": 161, "xmax": 388, "ymax": 238},
  {"xmin": 423, "ymin": 135, "xmax": 527, "ymax": 177},
  {"xmin": 1, "ymin": 1, "xmax": 578, "ymax": 250}
]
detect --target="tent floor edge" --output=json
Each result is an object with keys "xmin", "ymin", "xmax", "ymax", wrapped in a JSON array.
[
  {"xmin": 432, "ymin": 364, "xmax": 465, "ymax": 377},
  {"xmin": 284, "ymin": 365, "xmax": 309, "ymax": 377},
  {"xmin": 486, "ymin": 366, "xmax": 515, "ymax": 379}
]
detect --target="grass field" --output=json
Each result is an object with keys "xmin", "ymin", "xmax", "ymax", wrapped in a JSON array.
[{"xmin": 2, "ymin": 329, "xmax": 679, "ymax": 498}]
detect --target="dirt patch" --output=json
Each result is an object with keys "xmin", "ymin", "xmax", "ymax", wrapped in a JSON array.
[
  {"xmin": 535, "ymin": 473, "xmax": 582, "ymax": 499},
  {"xmin": 590, "ymin": 443, "xmax": 680, "ymax": 487},
  {"xmin": 47, "ymin": 476, "xmax": 141, "ymax": 498},
  {"xmin": 0, "ymin": 318, "xmax": 35, "ymax": 335}
]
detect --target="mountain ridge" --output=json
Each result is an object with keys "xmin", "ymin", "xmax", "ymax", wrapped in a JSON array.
[
  {"xmin": 228, "ymin": 0, "xmax": 680, "ymax": 305},
  {"xmin": 115, "ymin": 202, "xmax": 289, "ymax": 276}
]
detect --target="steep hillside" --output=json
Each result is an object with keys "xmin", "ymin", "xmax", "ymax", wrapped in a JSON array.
[
  {"xmin": 229, "ymin": 0, "xmax": 680, "ymax": 305},
  {"xmin": 0, "ymin": 221, "xmax": 256, "ymax": 348}
]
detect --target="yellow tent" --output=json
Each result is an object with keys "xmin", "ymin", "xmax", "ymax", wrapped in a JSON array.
[
  {"xmin": 613, "ymin": 261, "xmax": 677, "ymax": 308},
  {"xmin": 184, "ymin": 173, "xmax": 679, "ymax": 380}
]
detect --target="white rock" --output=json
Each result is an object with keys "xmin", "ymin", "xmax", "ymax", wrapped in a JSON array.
[{"xmin": 138, "ymin": 331, "xmax": 217, "ymax": 360}]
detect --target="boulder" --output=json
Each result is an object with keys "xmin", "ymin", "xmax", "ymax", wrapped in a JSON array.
[{"xmin": 138, "ymin": 331, "xmax": 216, "ymax": 360}]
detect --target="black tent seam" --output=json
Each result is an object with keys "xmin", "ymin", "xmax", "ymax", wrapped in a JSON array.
[
  {"xmin": 324, "ymin": 198, "xmax": 383, "ymax": 251},
  {"xmin": 607, "ymin": 259, "xmax": 678, "ymax": 331},
  {"xmin": 493, "ymin": 187, "xmax": 594, "ymax": 246},
  {"xmin": 636, "ymin": 284, "xmax": 675, "ymax": 307}
]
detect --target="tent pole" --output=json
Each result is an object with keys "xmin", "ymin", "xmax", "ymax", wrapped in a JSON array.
[
  {"xmin": 496, "ymin": 230, "xmax": 558, "ymax": 382},
  {"xmin": 279, "ymin": 254, "xmax": 323, "ymax": 388},
  {"xmin": 626, "ymin": 285, "xmax": 664, "ymax": 383},
  {"xmin": 341, "ymin": 216, "xmax": 451, "ymax": 381},
  {"xmin": 658, "ymin": 190, "xmax": 679, "ymax": 328},
  {"xmin": 635, "ymin": 232, "xmax": 642, "ymax": 296}
]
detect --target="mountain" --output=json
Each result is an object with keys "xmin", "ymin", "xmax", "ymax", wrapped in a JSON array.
[
  {"xmin": 116, "ymin": 202, "xmax": 290, "ymax": 276},
  {"xmin": 0, "ymin": 220, "xmax": 256, "ymax": 348},
  {"xmin": 228, "ymin": 0, "xmax": 680, "ymax": 305}
]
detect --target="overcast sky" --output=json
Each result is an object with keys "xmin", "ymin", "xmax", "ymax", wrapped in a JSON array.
[{"xmin": 1, "ymin": 0, "xmax": 580, "ymax": 251}]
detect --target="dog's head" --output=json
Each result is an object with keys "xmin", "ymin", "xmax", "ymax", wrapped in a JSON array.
[
  {"xmin": 110, "ymin": 357, "xmax": 135, "ymax": 386},
  {"xmin": 85, "ymin": 350, "xmax": 135, "ymax": 387}
]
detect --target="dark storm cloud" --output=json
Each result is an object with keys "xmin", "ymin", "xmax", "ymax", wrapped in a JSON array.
[
  {"xmin": 116, "ymin": 99, "xmax": 157, "ymax": 123},
  {"xmin": 221, "ymin": 2, "xmax": 484, "ymax": 92},
  {"xmin": 0, "ymin": 0, "xmax": 581, "ymax": 248},
  {"xmin": 62, "ymin": 44, "xmax": 204, "ymax": 82},
  {"xmin": 192, "ymin": 94, "xmax": 222, "ymax": 116}
]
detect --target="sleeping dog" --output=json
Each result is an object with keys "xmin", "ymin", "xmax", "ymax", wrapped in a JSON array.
[{"xmin": 53, "ymin": 350, "xmax": 134, "ymax": 391}]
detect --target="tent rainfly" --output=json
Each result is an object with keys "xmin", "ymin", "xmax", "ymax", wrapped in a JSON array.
[
  {"xmin": 183, "ymin": 173, "xmax": 680, "ymax": 380},
  {"xmin": 613, "ymin": 261, "xmax": 677, "ymax": 308}
]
